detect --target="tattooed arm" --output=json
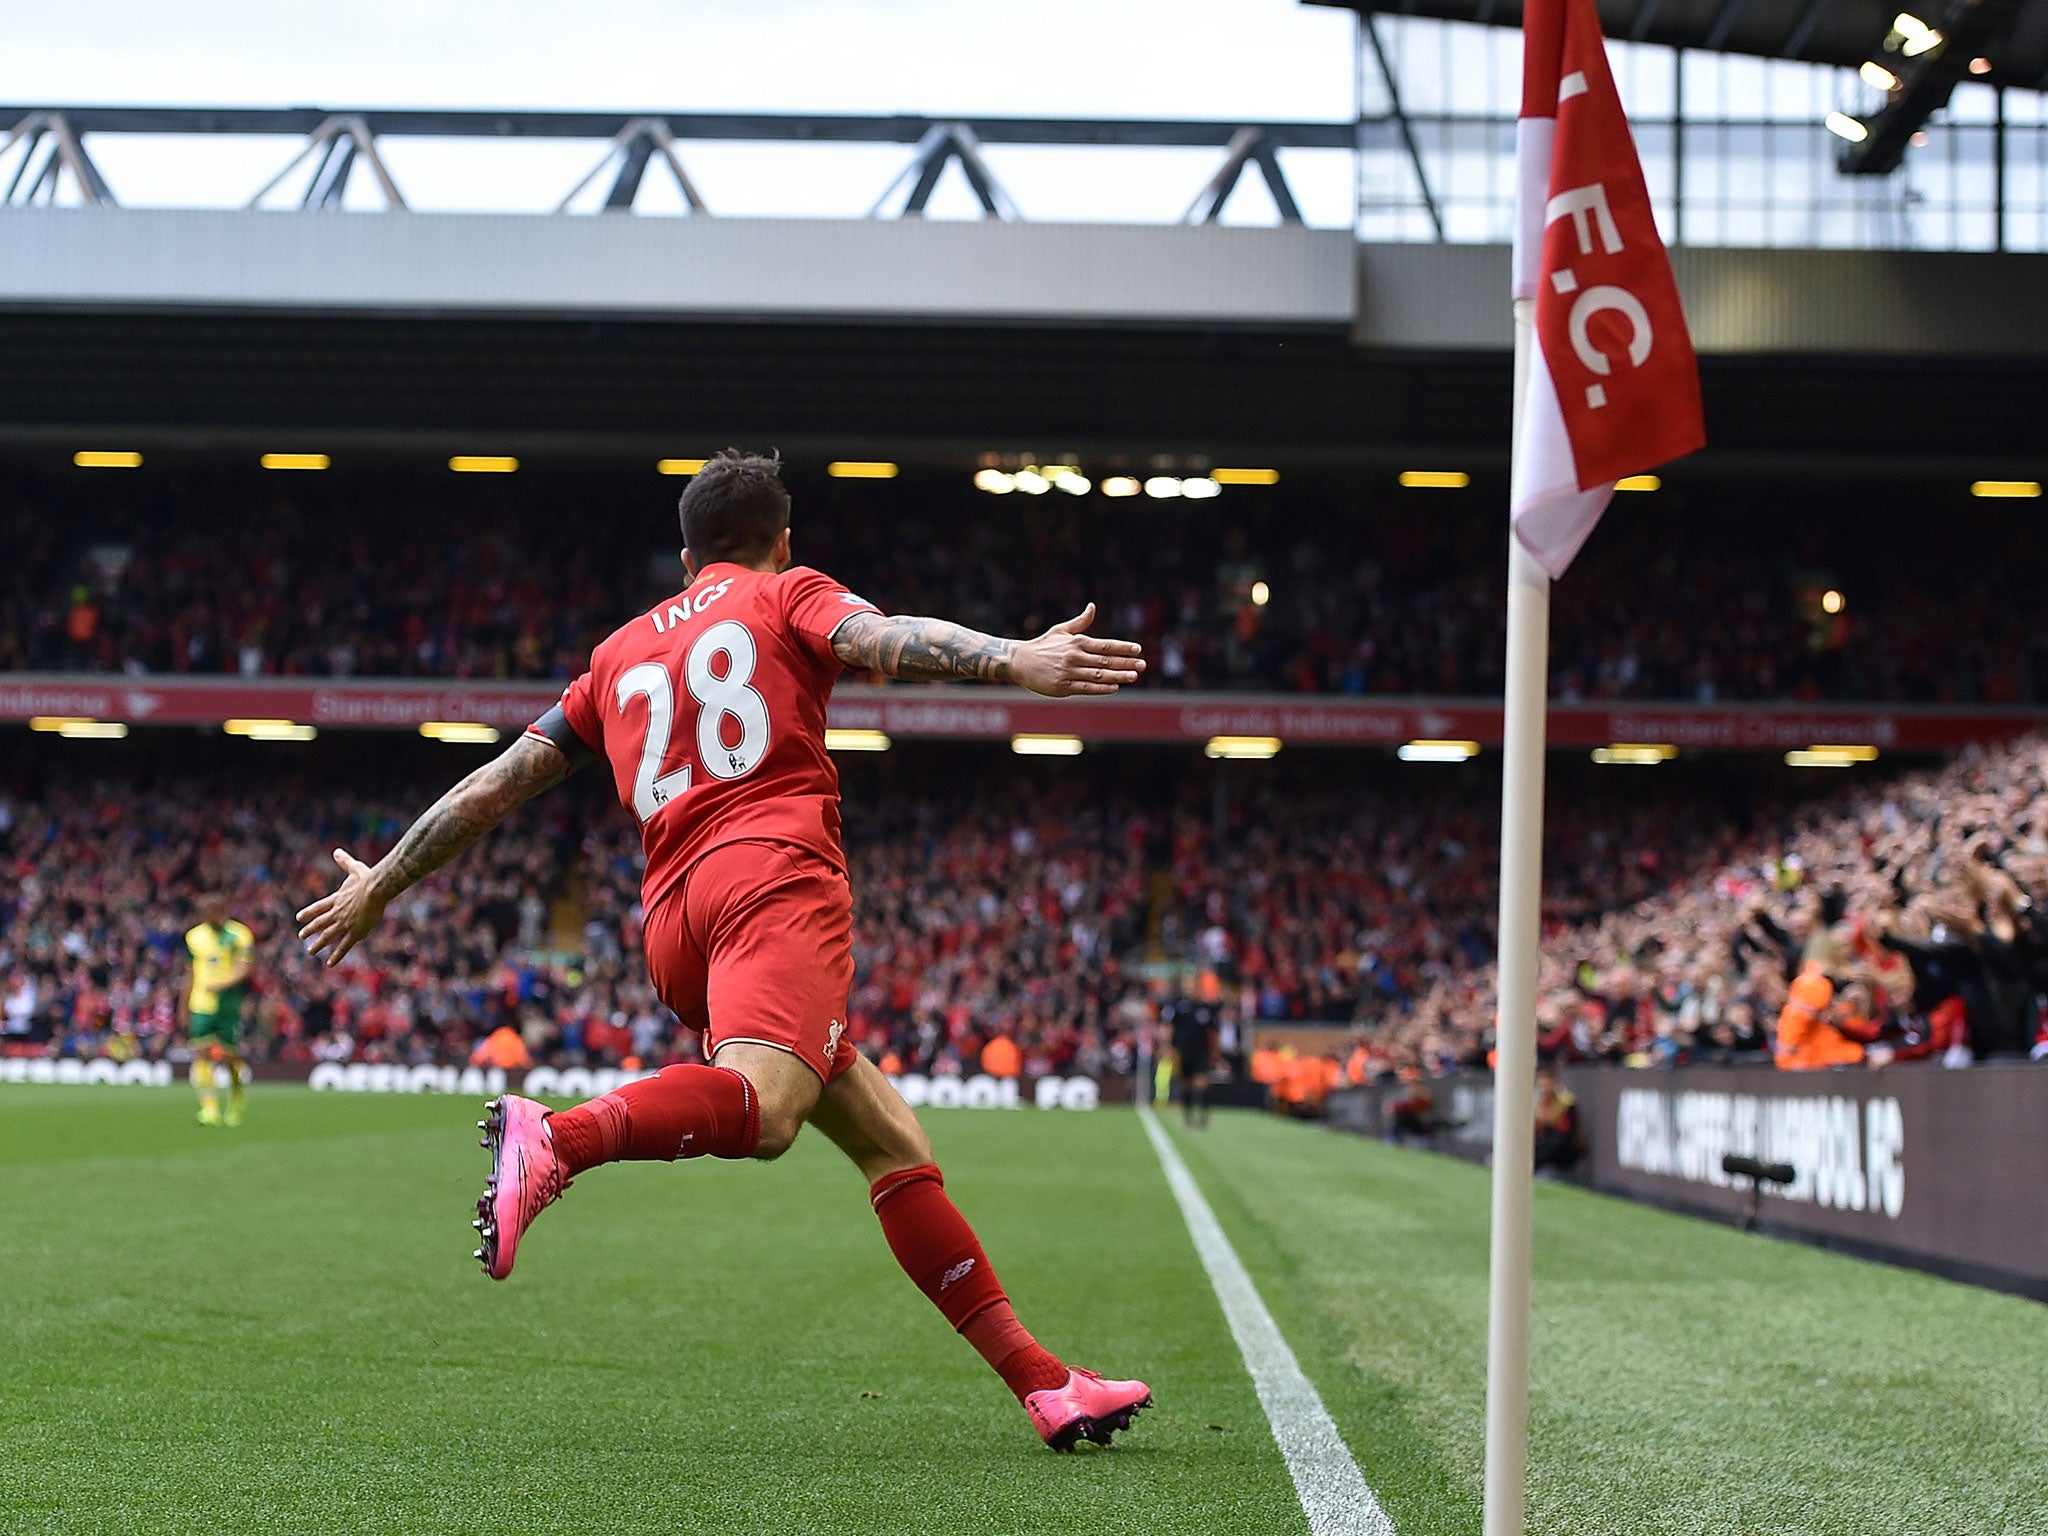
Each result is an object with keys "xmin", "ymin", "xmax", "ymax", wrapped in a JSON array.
[
  {"xmin": 831, "ymin": 601, "xmax": 1144, "ymax": 698},
  {"xmin": 295, "ymin": 733, "xmax": 571, "ymax": 966}
]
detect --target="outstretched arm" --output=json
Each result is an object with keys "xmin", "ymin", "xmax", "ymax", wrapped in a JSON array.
[
  {"xmin": 295, "ymin": 733, "xmax": 571, "ymax": 966},
  {"xmin": 831, "ymin": 601, "xmax": 1144, "ymax": 697}
]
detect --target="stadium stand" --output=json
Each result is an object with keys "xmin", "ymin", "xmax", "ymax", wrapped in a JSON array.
[
  {"xmin": 0, "ymin": 754, "xmax": 1186, "ymax": 1082},
  {"xmin": 0, "ymin": 751, "xmax": 1159, "ymax": 1076},
  {"xmin": 7, "ymin": 467, "xmax": 2048, "ymax": 703},
  {"xmin": 0, "ymin": 767, "xmax": 586, "ymax": 1069},
  {"xmin": 1413, "ymin": 733, "xmax": 2048, "ymax": 1073},
  {"xmin": 15, "ymin": 727, "xmax": 2043, "ymax": 1089}
]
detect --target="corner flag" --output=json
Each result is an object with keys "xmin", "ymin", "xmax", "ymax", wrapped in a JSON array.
[
  {"xmin": 1486, "ymin": 6, "xmax": 1706, "ymax": 1533},
  {"xmin": 1511, "ymin": 0, "xmax": 1704, "ymax": 578}
]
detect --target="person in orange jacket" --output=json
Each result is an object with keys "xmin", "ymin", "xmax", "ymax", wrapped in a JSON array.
[
  {"xmin": 1316, "ymin": 1054, "xmax": 1342, "ymax": 1099},
  {"xmin": 979, "ymin": 1034, "xmax": 1022, "ymax": 1079},
  {"xmin": 1772, "ymin": 964, "xmax": 1863, "ymax": 1070},
  {"xmin": 1279, "ymin": 1051, "xmax": 1335, "ymax": 1118},
  {"xmin": 470, "ymin": 1024, "xmax": 535, "ymax": 1071},
  {"xmin": 1269, "ymin": 1046, "xmax": 1303, "ymax": 1113},
  {"xmin": 1250, "ymin": 1045, "xmax": 1286, "ymax": 1088},
  {"xmin": 1344, "ymin": 1041, "xmax": 1372, "ymax": 1086}
]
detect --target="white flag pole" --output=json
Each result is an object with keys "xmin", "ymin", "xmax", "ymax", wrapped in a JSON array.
[{"xmin": 1482, "ymin": 294, "xmax": 1548, "ymax": 1536}]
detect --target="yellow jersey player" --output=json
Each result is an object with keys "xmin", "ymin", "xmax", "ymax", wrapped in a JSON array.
[{"xmin": 185, "ymin": 894, "xmax": 255, "ymax": 1127}]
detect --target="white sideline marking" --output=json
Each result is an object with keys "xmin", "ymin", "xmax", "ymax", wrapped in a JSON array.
[{"xmin": 1138, "ymin": 1106, "xmax": 1396, "ymax": 1536}]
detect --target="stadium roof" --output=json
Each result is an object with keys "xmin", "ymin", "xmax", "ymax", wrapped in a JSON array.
[
  {"xmin": 0, "ymin": 212, "xmax": 1352, "ymax": 327},
  {"xmin": 1308, "ymin": 0, "xmax": 2048, "ymax": 91},
  {"xmin": 0, "ymin": 306, "xmax": 2040, "ymax": 471}
]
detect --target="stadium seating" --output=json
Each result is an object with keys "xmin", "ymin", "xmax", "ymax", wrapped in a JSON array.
[
  {"xmin": 1412, "ymin": 734, "xmax": 2048, "ymax": 1071},
  {"xmin": 0, "ymin": 763, "xmax": 1157, "ymax": 1075},
  {"xmin": 0, "ymin": 772, "xmax": 588, "ymax": 1068},
  {"xmin": 6, "ymin": 707, "xmax": 2047, "ymax": 1081},
  {"xmin": 6, "ymin": 472, "xmax": 2048, "ymax": 703}
]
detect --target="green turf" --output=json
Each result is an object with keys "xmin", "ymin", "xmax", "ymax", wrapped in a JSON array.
[
  {"xmin": 1171, "ymin": 1111, "xmax": 2048, "ymax": 1536},
  {"xmin": 1, "ymin": 1089, "xmax": 2042, "ymax": 1535}
]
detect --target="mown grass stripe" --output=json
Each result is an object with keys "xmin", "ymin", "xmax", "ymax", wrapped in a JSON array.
[{"xmin": 1140, "ymin": 1105, "xmax": 1396, "ymax": 1536}]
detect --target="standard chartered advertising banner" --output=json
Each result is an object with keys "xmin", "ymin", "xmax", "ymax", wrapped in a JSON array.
[{"xmin": 3, "ymin": 1056, "xmax": 1104, "ymax": 1111}]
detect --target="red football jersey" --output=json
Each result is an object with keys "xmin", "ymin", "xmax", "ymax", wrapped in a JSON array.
[{"xmin": 527, "ymin": 562, "xmax": 878, "ymax": 912}]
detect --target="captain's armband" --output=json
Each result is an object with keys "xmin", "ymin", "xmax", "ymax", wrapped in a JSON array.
[{"xmin": 526, "ymin": 705, "xmax": 597, "ymax": 773}]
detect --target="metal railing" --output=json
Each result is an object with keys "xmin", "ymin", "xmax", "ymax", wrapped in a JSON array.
[
  {"xmin": 1, "ymin": 91, "xmax": 2042, "ymax": 250},
  {"xmin": 0, "ymin": 106, "xmax": 1351, "ymax": 222}
]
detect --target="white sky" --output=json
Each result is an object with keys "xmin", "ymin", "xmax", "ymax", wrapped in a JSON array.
[{"xmin": 2, "ymin": 0, "xmax": 1364, "ymax": 223}]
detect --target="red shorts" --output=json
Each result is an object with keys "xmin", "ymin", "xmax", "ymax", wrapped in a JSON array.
[{"xmin": 642, "ymin": 840, "xmax": 858, "ymax": 1084}]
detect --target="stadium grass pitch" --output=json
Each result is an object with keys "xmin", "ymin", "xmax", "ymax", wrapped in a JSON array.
[{"xmin": 3, "ymin": 1087, "xmax": 2043, "ymax": 1536}]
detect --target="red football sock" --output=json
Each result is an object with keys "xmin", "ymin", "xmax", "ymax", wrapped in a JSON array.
[
  {"xmin": 546, "ymin": 1064, "xmax": 760, "ymax": 1176},
  {"xmin": 870, "ymin": 1164, "xmax": 1069, "ymax": 1401}
]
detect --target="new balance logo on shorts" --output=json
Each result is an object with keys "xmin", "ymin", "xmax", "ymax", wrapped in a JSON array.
[{"xmin": 940, "ymin": 1258, "xmax": 976, "ymax": 1292}]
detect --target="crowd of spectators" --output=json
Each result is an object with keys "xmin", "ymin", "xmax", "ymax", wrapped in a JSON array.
[
  {"xmin": 0, "ymin": 763, "xmax": 1167, "ymax": 1080},
  {"xmin": 6, "ymin": 464, "xmax": 2048, "ymax": 704},
  {"xmin": 1154, "ymin": 782, "xmax": 1708, "ymax": 1033},
  {"xmin": 1403, "ymin": 735, "xmax": 2048, "ymax": 1075},
  {"xmin": 835, "ymin": 787, "xmax": 1151, "ymax": 1081},
  {"xmin": 0, "ymin": 478, "xmax": 633, "ymax": 683},
  {"xmin": 0, "ymin": 770, "xmax": 594, "ymax": 1072},
  {"xmin": 6, "ymin": 734, "xmax": 2048, "ymax": 1087}
]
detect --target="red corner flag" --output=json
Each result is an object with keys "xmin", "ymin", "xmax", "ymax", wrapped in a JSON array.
[{"xmin": 1511, "ymin": 0, "xmax": 1704, "ymax": 578}]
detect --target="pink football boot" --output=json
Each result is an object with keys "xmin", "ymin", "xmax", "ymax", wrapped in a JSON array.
[
  {"xmin": 472, "ymin": 1095, "xmax": 569, "ymax": 1281},
  {"xmin": 1025, "ymin": 1368, "xmax": 1153, "ymax": 1452}
]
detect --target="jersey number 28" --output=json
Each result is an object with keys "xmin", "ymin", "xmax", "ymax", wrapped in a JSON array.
[{"xmin": 615, "ymin": 619, "xmax": 772, "ymax": 822}]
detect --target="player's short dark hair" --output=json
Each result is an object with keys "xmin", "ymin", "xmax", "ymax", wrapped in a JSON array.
[{"xmin": 678, "ymin": 449, "xmax": 791, "ymax": 565}]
